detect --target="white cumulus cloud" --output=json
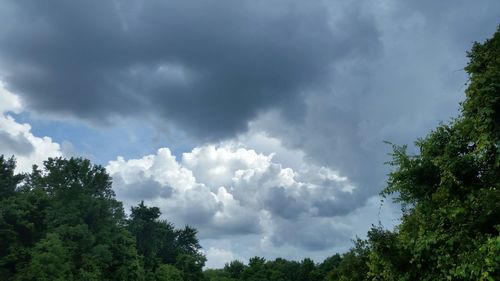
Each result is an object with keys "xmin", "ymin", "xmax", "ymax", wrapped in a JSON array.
[
  {"xmin": 204, "ymin": 247, "xmax": 243, "ymax": 269},
  {"xmin": 107, "ymin": 133, "xmax": 364, "ymax": 252},
  {"xmin": 0, "ymin": 82, "xmax": 62, "ymax": 172}
]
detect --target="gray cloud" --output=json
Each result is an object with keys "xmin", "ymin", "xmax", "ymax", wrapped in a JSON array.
[
  {"xmin": 0, "ymin": 131, "xmax": 34, "ymax": 156},
  {"xmin": 251, "ymin": 0, "xmax": 500, "ymax": 215},
  {"xmin": 113, "ymin": 176, "xmax": 172, "ymax": 202},
  {"xmin": 279, "ymin": 222, "xmax": 350, "ymax": 251},
  {"xmin": 0, "ymin": 0, "xmax": 380, "ymax": 140},
  {"xmin": 264, "ymin": 186, "xmax": 308, "ymax": 220}
]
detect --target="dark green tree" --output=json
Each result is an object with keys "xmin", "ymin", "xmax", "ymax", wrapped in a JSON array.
[
  {"xmin": 224, "ymin": 260, "xmax": 246, "ymax": 279},
  {"xmin": 128, "ymin": 201, "xmax": 165, "ymax": 271},
  {"xmin": 204, "ymin": 268, "xmax": 236, "ymax": 281},
  {"xmin": 370, "ymin": 25, "xmax": 500, "ymax": 280},
  {"xmin": 241, "ymin": 257, "xmax": 268, "ymax": 281},
  {"xmin": 317, "ymin": 254, "xmax": 342, "ymax": 275},
  {"xmin": 175, "ymin": 253, "xmax": 207, "ymax": 281},
  {"xmin": 155, "ymin": 264, "xmax": 184, "ymax": 281},
  {"xmin": 127, "ymin": 201, "xmax": 205, "ymax": 279},
  {"xmin": 0, "ymin": 157, "xmax": 145, "ymax": 280},
  {"xmin": 326, "ymin": 239, "xmax": 369, "ymax": 281},
  {"xmin": 0, "ymin": 156, "xmax": 23, "ymax": 199},
  {"xmin": 0, "ymin": 160, "xmax": 49, "ymax": 279},
  {"xmin": 24, "ymin": 233, "xmax": 73, "ymax": 281}
]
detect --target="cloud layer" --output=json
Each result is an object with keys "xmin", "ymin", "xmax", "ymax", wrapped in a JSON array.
[{"xmin": 0, "ymin": 0, "xmax": 380, "ymax": 140}]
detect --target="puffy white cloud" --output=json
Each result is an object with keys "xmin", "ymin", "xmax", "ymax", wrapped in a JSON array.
[
  {"xmin": 0, "ymin": 81, "xmax": 21, "ymax": 114},
  {"xmin": 0, "ymin": 83, "xmax": 62, "ymax": 172},
  {"xmin": 107, "ymin": 132, "xmax": 377, "ymax": 255},
  {"xmin": 204, "ymin": 247, "xmax": 243, "ymax": 269}
]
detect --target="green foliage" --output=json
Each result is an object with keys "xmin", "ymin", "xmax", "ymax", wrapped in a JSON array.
[
  {"xmin": 205, "ymin": 268, "xmax": 237, "ymax": 281},
  {"xmin": 0, "ymin": 162, "xmax": 49, "ymax": 279},
  {"xmin": 128, "ymin": 201, "xmax": 165, "ymax": 270},
  {"xmin": 0, "ymin": 155, "xmax": 24, "ymax": 199},
  {"xmin": 155, "ymin": 264, "xmax": 184, "ymax": 281},
  {"xmin": 317, "ymin": 254, "xmax": 341, "ymax": 275},
  {"xmin": 366, "ymin": 227, "xmax": 411, "ymax": 281},
  {"xmin": 175, "ymin": 253, "xmax": 207, "ymax": 281},
  {"xmin": 371, "ymin": 25, "xmax": 500, "ymax": 280},
  {"xmin": 326, "ymin": 239, "xmax": 369, "ymax": 281},
  {"xmin": 127, "ymin": 201, "xmax": 205, "ymax": 279},
  {"xmin": 0, "ymin": 157, "xmax": 205, "ymax": 281},
  {"xmin": 24, "ymin": 233, "xmax": 73, "ymax": 281},
  {"xmin": 241, "ymin": 256, "xmax": 268, "ymax": 281},
  {"xmin": 203, "ymin": 255, "xmax": 343, "ymax": 281},
  {"xmin": 224, "ymin": 260, "xmax": 245, "ymax": 279}
]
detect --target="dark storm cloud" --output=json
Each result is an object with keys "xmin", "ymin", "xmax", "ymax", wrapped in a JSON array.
[
  {"xmin": 0, "ymin": 0, "xmax": 379, "ymax": 140},
  {"xmin": 253, "ymin": 0, "xmax": 500, "ymax": 224},
  {"xmin": 313, "ymin": 194, "xmax": 360, "ymax": 217},
  {"xmin": 264, "ymin": 186, "xmax": 308, "ymax": 220},
  {"xmin": 0, "ymin": 131, "xmax": 35, "ymax": 156},
  {"xmin": 201, "ymin": 213, "xmax": 261, "ymax": 239}
]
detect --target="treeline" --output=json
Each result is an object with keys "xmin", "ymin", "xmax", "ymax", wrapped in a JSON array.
[
  {"xmin": 203, "ymin": 247, "xmax": 363, "ymax": 281},
  {"xmin": 0, "ymin": 22, "xmax": 499, "ymax": 281},
  {"xmin": 0, "ymin": 156, "xmax": 206, "ymax": 281}
]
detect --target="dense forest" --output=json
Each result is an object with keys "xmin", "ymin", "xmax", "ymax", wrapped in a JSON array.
[{"xmin": 1, "ymin": 24, "xmax": 499, "ymax": 281}]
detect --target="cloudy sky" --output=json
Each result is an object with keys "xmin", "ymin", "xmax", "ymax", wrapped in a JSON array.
[{"xmin": 0, "ymin": 0, "xmax": 499, "ymax": 268}]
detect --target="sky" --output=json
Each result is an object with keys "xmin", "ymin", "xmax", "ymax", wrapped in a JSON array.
[{"xmin": 0, "ymin": 0, "xmax": 499, "ymax": 268}]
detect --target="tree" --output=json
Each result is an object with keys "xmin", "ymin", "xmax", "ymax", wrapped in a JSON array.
[
  {"xmin": 175, "ymin": 253, "xmax": 206, "ymax": 281},
  {"xmin": 0, "ymin": 165, "xmax": 49, "ymax": 279},
  {"xmin": 127, "ymin": 201, "xmax": 205, "ymax": 278},
  {"xmin": 317, "ymin": 254, "xmax": 342, "ymax": 275},
  {"xmin": 0, "ymin": 156, "xmax": 208, "ymax": 280},
  {"xmin": 0, "ymin": 157, "xmax": 145, "ymax": 280},
  {"xmin": 24, "ymin": 233, "xmax": 73, "ymax": 281},
  {"xmin": 297, "ymin": 258, "xmax": 319, "ymax": 281},
  {"xmin": 175, "ymin": 225, "xmax": 202, "ymax": 257},
  {"xmin": 0, "ymin": 156, "xmax": 23, "ymax": 199},
  {"xmin": 374, "ymin": 25, "xmax": 500, "ymax": 280},
  {"xmin": 204, "ymin": 268, "xmax": 236, "ymax": 281},
  {"xmin": 128, "ymin": 201, "xmax": 165, "ymax": 270},
  {"xmin": 224, "ymin": 260, "xmax": 245, "ymax": 279},
  {"xmin": 241, "ymin": 257, "xmax": 268, "ymax": 281},
  {"xmin": 326, "ymin": 239, "xmax": 370, "ymax": 281},
  {"xmin": 155, "ymin": 264, "xmax": 184, "ymax": 281},
  {"xmin": 366, "ymin": 226, "xmax": 411, "ymax": 281}
]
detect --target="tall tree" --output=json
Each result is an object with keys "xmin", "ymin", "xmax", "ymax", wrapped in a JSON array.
[
  {"xmin": 326, "ymin": 239, "xmax": 370, "ymax": 281},
  {"xmin": 127, "ymin": 201, "xmax": 206, "ymax": 280},
  {"xmin": 0, "ymin": 156, "xmax": 23, "ymax": 199},
  {"xmin": 224, "ymin": 260, "xmax": 245, "ymax": 279},
  {"xmin": 0, "ymin": 158, "xmax": 49, "ymax": 279},
  {"xmin": 373, "ymin": 25, "xmax": 500, "ymax": 280}
]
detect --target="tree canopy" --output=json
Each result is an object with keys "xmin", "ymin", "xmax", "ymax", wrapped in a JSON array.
[{"xmin": 0, "ymin": 157, "xmax": 206, "ymax": 281}]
